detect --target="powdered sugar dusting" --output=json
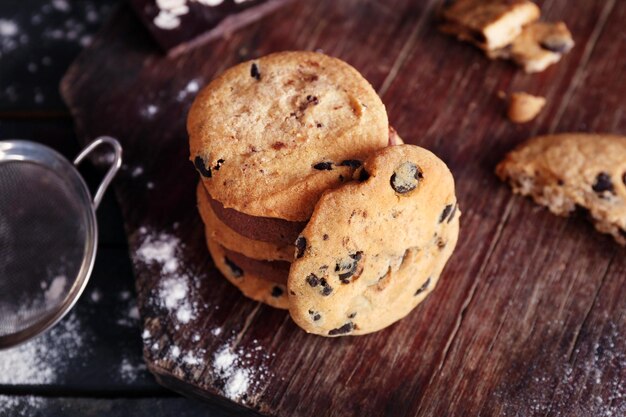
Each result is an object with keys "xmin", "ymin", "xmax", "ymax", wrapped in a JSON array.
[
  {"xmin": 119, "ymin": 356, "xmax": 147, "ymax": 383},
  {"xmin": 0, "ymin": 395, "xmax": 44, "ymax": 416},
  {"xmin": 0, "ymin": 312, "xmax": 88, "ymax": 384},
  {"xmin": 137, "ymin": 229, "xmax": 197, "ymax": 325},
  {"xmin": 495, "ymin": 321, "xmax": 626, "ymax": 417},
  {"xmin": 210, "ymin": 339, "xmax": 275, "ymax": 401},
  {"xmin": 44, "ymin": 275, "xmax": 67, "ymax": 303}
]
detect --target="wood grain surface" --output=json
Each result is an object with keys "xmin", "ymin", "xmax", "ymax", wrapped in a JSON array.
[{"xmin": 61, "ymin": 0, "xmax": 626, "ymax": 416}]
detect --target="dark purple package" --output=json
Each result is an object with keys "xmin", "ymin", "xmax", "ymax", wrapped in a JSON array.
[{"xmin": 129, "ymin": 0, "xmax": 293, "ymax": 55}]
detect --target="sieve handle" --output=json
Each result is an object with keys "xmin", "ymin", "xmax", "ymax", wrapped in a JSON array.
[{"xmin": 74, "ymin": 136, "xmax": 123, "ymax": 210}]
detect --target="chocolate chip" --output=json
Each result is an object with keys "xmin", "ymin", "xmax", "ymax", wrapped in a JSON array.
[
  {"xmin": 308, "ymin": 310, "xmax": 321, "ymax": 321},
  {"xmin": 414, "ymin": 277, "xmax": 431, "ymax": 296},
  {"xmin": 436, "ymin": 237, "xmax": 446, "ymax": 250},
  {"xmin": 224, "ymin": 257, "xmax": 243, "ymax": 278},
  {"xmin": 313, "ymin": 162, "xmax": 333, "ymax": 170},
  {"xmin": 289, "ymin": 290, "xmax": 296, "ymax": 296},
  {"xmin": 194, "ymin": 156, "xmax": 212, "ymax": 178},
  {"xmin": 271, "ymin": 286, "xmax": 284, "ymax": 297},
  {"xmin": 295, "ymin": 236, "xmax": 307, "ymax": 259},
  {"xmin": 574, "ymin": 204, "xmax": 592, "ymax": 220},
  {"xmin": 557, "ymin": 179, "xmax": 565, "ymax": 186},
  {"xmin": 316, "ymin": 122, "xmax": 323, "ymax": 128},
  {"xmin": 447, "ymin": 204, "xmax": 457, "ymax": 223},
  {"xmin": 623, "ymin": 172, "xmax": 626, "ymax": 186},
  {"xmin": 306, "ymin": 274, "xmax": 320, "ymax": 287},
  {"xmin": 339, "ymin": 160, "xmax": 362, "ymax": 168},
  {"xmin": 306, "ymin": 95, "xmax": 319, "ymax": 105},
  {"xmin": 347, "ymin": 312, "xmax": 357, "ymax": 319},
  {"xmin": 390, "ymin": 162, "xmax": 423, "ymax": 194},
  {"xmin": 214, "ymin": 159, "xmax": 225, "ymax": 171},
  {"xmin": 470, "ymin": 30, "xmax": 487, "ymax": 44},
  {"xmin": 250, "ymin": 63, "xmax": 261, "ymax": 80},
  {"xmin": 320, "ymin": 278, "xmax": 333, "ymax": 296},
  {"xmin": 335, "ymin": 252, "xmax": 363, "ymax": 283},
  {"xmin": 592, "ymin": 172, "xmax": 614, "ymax": 194},
  {"xmin": 339, "ymin": 175, "xmax": 344, "ymax": 182},
  {"xmin": 540, "ymin": 36, "xmax": 573, "ymax": 54},
  {"xmin": 440, "ymin": 204, "xmax": 453, "ymax": 223},
  {"xmin": 323, "ymin": 234, "xmax": 329, "ymax": 241},
  {"xmin": 328, "ymin": 322, "xmax": 354, "ymax": 336},
  {"xmin": 358, "ymin": 168, "xmax": 370, "ymax": 182}
]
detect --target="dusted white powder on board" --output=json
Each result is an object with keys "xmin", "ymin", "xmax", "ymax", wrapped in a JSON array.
[
  {"xmin": 137, "ymin": 232, "xmax": 179, "ymax": 274},
  {"xmin": 210, "ymin": 342, "xmax": 272, "ymax": 401},
  {"xmin": 137, "ymin": 229, "xmax": 197, "ymax": 324}
]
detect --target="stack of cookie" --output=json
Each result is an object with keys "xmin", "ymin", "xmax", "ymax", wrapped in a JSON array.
[
  {"xmin": 188, "ymin": 51, "xmax": 460, "ymax": 336},
  {"xmin": 440, "ymin": 0, "xmax": 574, "ymax": 73}
]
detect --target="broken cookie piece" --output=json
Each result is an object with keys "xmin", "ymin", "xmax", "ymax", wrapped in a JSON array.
[
  {"xmin": 440, "ymin": 0, "xmax": 540, "ymax": 51},
  {"xmin": 489, "ymin": 22, "xmax": 574, "ymax": 73},
  {"xmin": 496, "ymin": 133, "xmax": 626, "ymax": 246},
  {"xmin": 507, "ymin": 92, "xmax": 546, "ymax": 123}
]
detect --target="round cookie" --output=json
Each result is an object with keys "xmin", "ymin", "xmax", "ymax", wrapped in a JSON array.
[
  {"xmin": 496, "ymin": 133, "xmax": 626, "ymax": 245},
  {"xmin": 198, "ymin": 127, "xmax": 404, "ymax": 249},
  {"xmin": 188, "ymin": 51, "xmax": 389, "ymax": 222},
  {"xmin": 288, "ymin": 145, "xmax": 460, "ymax": 336},
  {"xmin": 197, "ymin": 183, "xmax": 294, "ymax": 261},
  {"xmin": 206, "ymin": 236, "xmax": 289, "ymax": 309}
]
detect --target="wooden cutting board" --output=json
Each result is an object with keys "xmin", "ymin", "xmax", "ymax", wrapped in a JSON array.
[{"xmin": 61, "ymin": 1, "xmax": 626, "ymax": 416}]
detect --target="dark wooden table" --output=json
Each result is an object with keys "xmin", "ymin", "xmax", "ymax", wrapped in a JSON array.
[
  {"xmin": 0, "ymin": 1, "xmax": 230, "ymax": 415},
  {"xmin": 1, "ymin": 0, "xmax": 625, "ymax": 416}
]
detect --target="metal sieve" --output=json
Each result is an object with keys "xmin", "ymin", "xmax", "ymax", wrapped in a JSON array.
[{"xmin": 0, "ymin": 137, "xmax": 122, "ymax": 349}]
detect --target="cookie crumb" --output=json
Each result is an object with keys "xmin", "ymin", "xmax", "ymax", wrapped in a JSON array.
[{"xmin": 507, "ymin": 92, "xmax": 546, "ymax": 123}]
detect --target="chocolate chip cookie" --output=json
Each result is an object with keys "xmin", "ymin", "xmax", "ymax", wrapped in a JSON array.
[
  {"xmin": 489, "ymin": 22, "xmax": 574, "ymax": 73},
  {"xmin": 188, "ymin": 51, "xmax": 389, "ymax": 222},
  {"xmin": 496, "ymin": 133, "xmax": 626, "ymax": 245},
  {"xmin": 440, "ymin": 0, "xmax": 540, "ymax": 51},
  {"xmin": 206, "ymin": 237, "xmax": 289, "ymax": 309},
  {"xmin": 288, "ymin": 145, "xmax": 460, "ymax": 336},
  {"xmin": 197, "ymin": 183, "xmax": 294, "ymax": 261}
]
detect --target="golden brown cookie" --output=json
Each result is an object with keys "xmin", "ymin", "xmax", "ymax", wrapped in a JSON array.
[
  {"xmin": 440, "ymin": 0, "xmax": 540, "ymax": 51},
  {"xmin": 188, "ymin": 51, "xmax": 389, "ymax": 222},
  {"xmin": 206, "ymin": 236, "xmax": 289, "ymax": 309},
  {"xmin": 489, "ymin": 22, "xmax": 574, "ymax": 73},
  {"xmin": 288, "ymin": 145, "xmax": 460, "ymax": 336},
  {"xmin": 197, "ymin": 183, "xmax": 294, "ymax": 261},
  {"xmin": 496, "ymin": 133, "xmax": 626, "ymax": 245}
]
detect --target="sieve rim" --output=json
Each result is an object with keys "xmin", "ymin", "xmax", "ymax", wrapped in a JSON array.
[{"xmin": 0, "ymin": 140, "xmax": 98, "ymax": 349}]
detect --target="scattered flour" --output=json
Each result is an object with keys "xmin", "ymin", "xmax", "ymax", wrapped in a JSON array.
[
  {"xmin": 51, "ymin": 0, "xmax": 71, "ymax": 12},
  {"xmin": 131, "ymin": 166, "xmax": 144, "ymax": 178},
  {"xmin": 209, "ymin": 340, "xmax": 274, "ymax": 401},
  {"xmin": 142, "ymin": 104, "xmax": 159, "ymax": 118},
  {"xmin": 176, "ymin": 78, "xmax": 203, "ymax": 101},
  {"xmin": 0, "ymin": 19, "xmax": 19, "ymax": 36},
  {"xmin": 0, "ymin": 312, "xmax": 87, "ymax": 384},
  {"xmin": 43, "ymin": 275, "xmax": 67, "ymax": 304},
  {"xmin": 0, "ymin": 395, "xmax": 44, "ymax": 416},
  {"xmin": 211, "ymin": 327, "xmax": 222, "ymax": 336},
  {"xmin": 119, "ymin": 356, "xmax": 147, "ymax": 383},
  {"xmin": 136, "ymin": 229, "xmax": 197, "ymax": 324},
  {"xmin": 90, "ymin": 288, "xmax": 102, "ymax": 303}
]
